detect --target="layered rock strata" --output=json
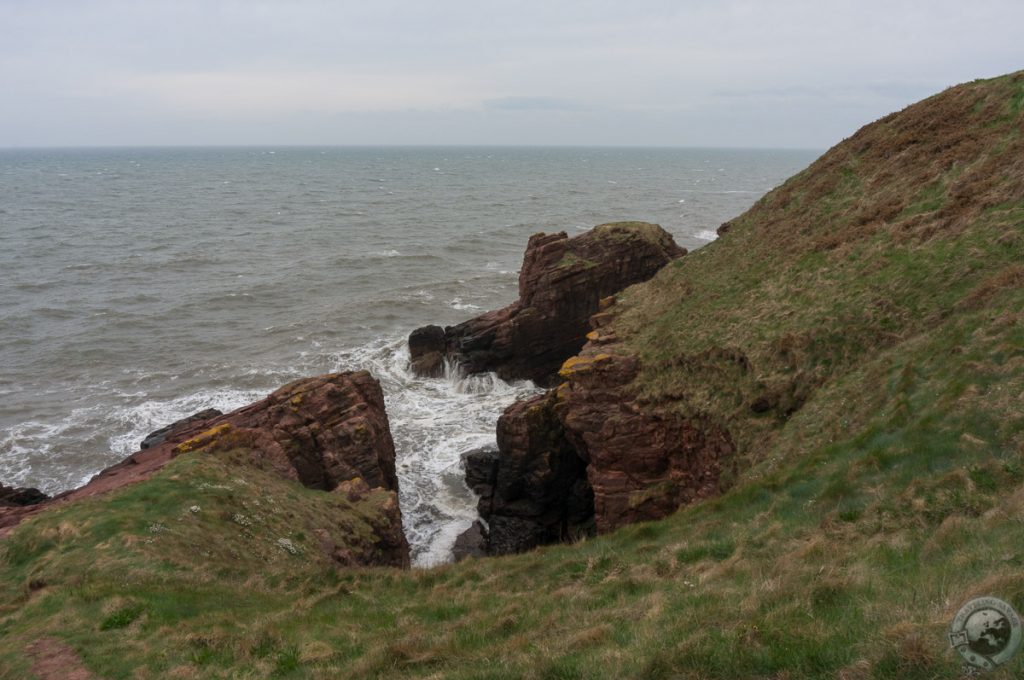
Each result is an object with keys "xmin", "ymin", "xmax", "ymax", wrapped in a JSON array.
[{"xmin": 557, "ymin": 349, "xmax": 735, "ymax": 534}]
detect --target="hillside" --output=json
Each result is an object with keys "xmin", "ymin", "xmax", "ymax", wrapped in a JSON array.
[{"xmin": 1, "ymin": 71, "xmax": 1023, "ymax": 679}]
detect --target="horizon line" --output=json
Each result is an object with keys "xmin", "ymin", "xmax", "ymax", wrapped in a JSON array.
[{"xmin": 0, "ymin": 142, "xmax": 826, "ymax": 153}]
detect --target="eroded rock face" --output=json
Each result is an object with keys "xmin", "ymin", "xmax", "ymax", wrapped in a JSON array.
[
  {"xmin": 467, "ymin": 393, "xmax": 594, "ymax": 556},
  {"xmin": 1, "ymin": 373, "xmax": 410, "ymax": 567},
  {"xmin": 557, "ymin": 351, "xmax": 735, "ymax": 534},
  {"xmin": 464, "ymin": 335, "xmax": 735, "ymax": 556},
  {"xmin": 175, "ymin": 372, "xmax": 401, "ymax": 493},
  {"xmin": 410, "ymin": 222, "xmax": 685, "ymax": 386}
]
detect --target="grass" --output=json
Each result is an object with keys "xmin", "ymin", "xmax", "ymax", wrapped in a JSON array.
[{"xmin": 2, "ymin": 71, "xmax": 1024, "ymax": 678}]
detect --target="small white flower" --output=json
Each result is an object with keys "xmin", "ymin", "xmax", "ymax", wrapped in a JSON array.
[
  {"xmin": 189, "ymin": 505, "xmax": 201, "ymax": 514},
  {"xmin": 276, "ymin": 538, "xmax": 299, "ymax": 555}
]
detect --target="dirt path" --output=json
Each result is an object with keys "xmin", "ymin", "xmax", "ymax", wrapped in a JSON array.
[{"xmin": 25, "ymin": 637, "xmax": 95, "ymax": 680}]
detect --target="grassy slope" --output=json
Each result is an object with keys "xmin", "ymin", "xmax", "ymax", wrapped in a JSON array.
[{"xmin": 1, "ymin": 72, "xmax": 1023, "ymax": 679}]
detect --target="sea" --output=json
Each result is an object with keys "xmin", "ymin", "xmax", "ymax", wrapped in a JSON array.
[{"xmin": 0, "ymin": 146, "xmax": 817, "ymax": 566}]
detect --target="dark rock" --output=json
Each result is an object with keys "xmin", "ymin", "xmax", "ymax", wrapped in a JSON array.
[
  {"xmin": 451, "ymin": 520, "xmax": 488, "ymax": 561},
  {"xmin": 487, "ymin": 516, "xmax": 546, "ymax": 555},
  {"xmin": 462, "ymin": 446, "xmax": 499, "ymax": 504},
  {"xmin": 140, "ymin": 408, "xmax": 223, "ymax": 449},
  {"xmin": 409, "ymin": 324, "xmax": 446, "ymax": 357},
  {"xmin": 469, "ymin": 392, "xmax": 595, "ymax": 556},
  {"xmin": 409, "ymin": 222, "xmax": 685, "ymax": 386},
  {"xmin": 0, "ymin": 484, "xmax": 49, "ymax": 507},
  {"xmin": 464, "ymin": 347, "xmax": 736, "ymax": 556},
  {"xmin": 408, "ymin": 325, "xmax": 447, "ymax": 378}
]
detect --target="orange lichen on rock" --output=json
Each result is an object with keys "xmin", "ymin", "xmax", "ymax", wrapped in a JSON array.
[{"xmin": 173, "ymin": 423, "xmax": 234, "ymax": 454}]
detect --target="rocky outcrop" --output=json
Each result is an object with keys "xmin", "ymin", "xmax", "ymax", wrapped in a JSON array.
[
  {"xmin": 451, "ymin": 520, "xmax": 488, "ymax": 562},
  {"xmin": 409, "ymin": 222, "xmax": 685, "ymax": 386},
  {"xmin": 557, "ymin": 350, "xmax": 735, "ymax": 534},
  {"xmin": 317, "ymin": 477, "xmax": 409, "ymax": 568},
  {"xmin": 463, "ymin": 329, "xmax": 735, "ymax": 556},
  {"xmin": 169, "ymin": 372, "xmax": 401, "ymax": 493},
  {"xmin": 408, "ymin": 325, "xmax": 447, "ymax": 378},
  {"xmin": 139, "ymin": 408, "xmax": 223, "ymax": 449},
  {"xmin": 1, "ymin": 373, "xmax": 410, "ymax": 567}
]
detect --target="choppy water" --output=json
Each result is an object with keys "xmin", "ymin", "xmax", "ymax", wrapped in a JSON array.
[{"xmin": 0, "ymin": 146, "xmax": 816, "ymax": 565}]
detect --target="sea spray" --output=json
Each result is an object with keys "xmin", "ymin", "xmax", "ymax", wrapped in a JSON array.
[{"xmin": 328, "ymin": 338, "xmax": 540, "ymax": 566}]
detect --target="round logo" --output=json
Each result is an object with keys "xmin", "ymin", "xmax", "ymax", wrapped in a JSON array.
[{"xmin": 949, "ymin": 597, "xmax": 1022, "ymax": 671}]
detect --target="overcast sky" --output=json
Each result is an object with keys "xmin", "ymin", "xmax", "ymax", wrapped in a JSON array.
[{"xmin": 1, "ymin": 1, "xmax": 1021, "ymax": 149}]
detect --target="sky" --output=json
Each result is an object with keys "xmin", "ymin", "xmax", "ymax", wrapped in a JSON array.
[{"xmin": 0, "ymin": 1, "xmax": 1021, "ymax": 149}]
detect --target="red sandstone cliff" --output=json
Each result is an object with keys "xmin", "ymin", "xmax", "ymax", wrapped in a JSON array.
[
  {"xmin": 1, "ymin": 372, "xmax": 410, "ymax": 568},
  {"xmin": 409, "ymin": 222, "xmax": 685, "ymax": 386}
]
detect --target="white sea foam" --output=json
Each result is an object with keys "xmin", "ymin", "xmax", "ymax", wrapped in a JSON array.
[
  {"xmin": 0, "ymin": 421, "xmax": 61, "ymax": 484},
  {"xmin": 447, "ymin": 297, "xmax": 482, "ymax": 311},
  {"xmin": 678, "ymin": 189, "xmax": 760, "ymax": 194},
  {"xmin": 695, "ymin": 229, "xmax": 719, "ymax": 241},
  {"xmin": 327, "ymin": 338, "xmax": 539, "ymax": 566},
  {"xmin": 106, "ymin": 388, "xmax": 271, "ymax": 457}
]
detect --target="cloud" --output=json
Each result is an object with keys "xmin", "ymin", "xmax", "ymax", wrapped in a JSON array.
[
  {"xmin": 1, "ymin": 1, "xmax": 1023, "ymax": 146},
  {"xmin": 712, "ymin": 86, "xmax": 830, "ymax": 101},
  {"xmin": 482, "ymin": 97, "xmax": 590, "ymax": 112},
  {"xmin": 110, "ymin": 70, "xmax": 480, "ymax": 116}
]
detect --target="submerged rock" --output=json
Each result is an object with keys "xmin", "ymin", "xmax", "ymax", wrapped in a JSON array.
[{"xmin": 409, "ymin": 222, "xmax": 685, "ymax": 386}]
